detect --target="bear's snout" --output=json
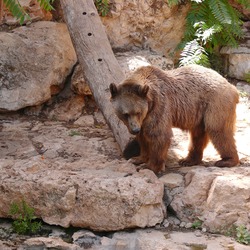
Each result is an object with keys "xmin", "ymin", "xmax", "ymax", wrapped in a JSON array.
[{"xmin": 131, "ymin": 127, "xmax": 140, "ymax": 135}]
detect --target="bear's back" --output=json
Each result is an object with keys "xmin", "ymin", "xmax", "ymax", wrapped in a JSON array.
[
  {"xmin": 130, "ymin": 65, "xmax": 239, "ymax": 129},
  {"xmin": 132, "ymin": 65, "xmax": 238, "ymax": 104}
]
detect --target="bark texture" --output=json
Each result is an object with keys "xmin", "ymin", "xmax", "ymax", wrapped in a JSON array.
[{"xmin": 60, "ymin": 0, "xmax": 131, "ymax": 151}]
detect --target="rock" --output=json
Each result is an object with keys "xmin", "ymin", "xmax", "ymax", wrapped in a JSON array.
[
  {"xmin": 2, "ymin": 223, "xmax": 250, "ymax": 250},
  {"xmin": 74, "ymin": 115, "xmax": 95, "ymax": 127},
  {"xmin": 1, "ymin": 166, "xmax": 165, "ymax": 231},
  {"xmin": 49, "ymin": 227, "xmax": 68, "ymax": 239},
  {"xmin": 0, "ymin": 21, "xmax": 77, "ymax": 112},
  {"xmin": 72, "ymin": 230, "xmax": 101, "ymax": 248},
  {"xmin": 167, "ymin": 216, "xmax": 181, "ymax": 227},
  {"xmin": 185, "ymin": 222, "xmax": 193, "ymax": 229},
  {"xmin": 20, "ymin": 237, "xmax": 79, "ymax": 250},
  {"xmin": 2, "ymin": 0, "xmax": 52, "ymax": 25},
  {"xmin": 0, "ymin": 241, "xmax": 12, "ymax": 250},
  {"xmin": 171, "ymin": 167, "xmax": 250, "ymax": 233},
  {"xmin": 101, "ymin": 1, "xmax": 189, "ymax": 57},
  {"xmin": 220, "ymin": 22, "xmax": 250, "ymax": 81},
  {"xmin": 180, "ymin": 221, "xmax": 186, "ymax": 228},
  {"xmin": 162, "ymin": 219, "xmax": 170, "ymax": 228},
  {"xmin": 116, "ymin": 50, "xmax": 174, "ymax": 76},
  {"xmin": 220, "ymin": 47, "xmax": 250, "ymax": 80},
  {"xmin": 47, "ymin": 95, "xmax": 85, "ymax": 121},
  {"xmin": 159, "ymin": 173, "xmax": 184, "ymax": 189},
  {"xmin": 0, "ymin": 118, "xmax": 165, "ymax": 231},
  {"xmin": 95, "ymin": 229, "xmax": 250, "ymax": 250}
]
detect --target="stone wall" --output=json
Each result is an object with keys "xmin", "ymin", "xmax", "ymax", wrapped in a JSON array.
[
  {"xmin": 101, "ymin": 0, "xmax": 189, "ymax": 57},
  {"xmin": 220, "ymin": 22, "xmax": 250, "ymax": 81}
]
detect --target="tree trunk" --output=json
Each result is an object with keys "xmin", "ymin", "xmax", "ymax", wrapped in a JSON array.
[
  {"xmin": 0, "ymin": 0, "xmax": 3, "ymax": 25},
  {"xmin": 60, "ymin": 0, "xmax": 131, "ymax": 151}
]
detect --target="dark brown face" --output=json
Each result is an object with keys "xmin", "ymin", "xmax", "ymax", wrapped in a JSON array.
[{"xmin": 110, "ymin": 83, "xmax": 149, "ymax": 135}]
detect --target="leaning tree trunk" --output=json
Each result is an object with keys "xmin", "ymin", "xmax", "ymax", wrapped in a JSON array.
[
  {"xmin": 0, "ymin": 0, "xmax": 3, "ymax": 25},
  {"xmin": 60, "ymin": 0, "xmax": 131, "ymax": 151}
]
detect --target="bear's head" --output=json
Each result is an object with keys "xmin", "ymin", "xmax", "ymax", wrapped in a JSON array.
[{"xmin": 110, "ymin": 82, "xmax": 149, "ymax": 135}]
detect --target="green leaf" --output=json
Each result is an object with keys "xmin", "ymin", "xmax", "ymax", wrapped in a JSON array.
[
  {"xmin": 9, "ymin": 200, "xmax": 41, "ymax": 235},
  {"xmin": 208, "ymin": 0, "xmax": 232, "ymax": 24},
  {"xmin": 3, "ymin": 0, "xmax": 54, "ymax": 24},
  {"xmin": 3, "ymin": 0, "xmax": 30, "ymax": 24},
  {"xmin": 37, "ymin": 0, "xmax": 54, "ymax": 11},
  {"xmin": 179, "ymin": 40, "xmax": 210, "ymax": 67},
  {"xmin": 94, "ymin": 0, "xmax": 110, "ymax": 16}
]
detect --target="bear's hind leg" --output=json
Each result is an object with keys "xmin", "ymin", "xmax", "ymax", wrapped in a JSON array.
[
  {"xmin": 179, "ymin": 124, "xmax": 209, "ymax": 166},
  {"xmin": 208, "ymin": 129, "xmax": 239, "ymax": 167}
]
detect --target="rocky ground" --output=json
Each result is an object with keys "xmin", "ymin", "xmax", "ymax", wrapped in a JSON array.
[
  {"xmin": 0, "ymin": 79, "xmax": 249, "ymax": 249},
  {"xmin": 0, "ymin": 2, "xmax": 249, "ymax": 248}
]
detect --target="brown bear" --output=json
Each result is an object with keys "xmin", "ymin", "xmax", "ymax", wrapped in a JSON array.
[{"xmin": 110, "ymin": 65, "xmax": 239, "ymax": 173}]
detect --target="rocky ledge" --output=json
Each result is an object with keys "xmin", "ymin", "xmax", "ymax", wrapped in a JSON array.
[
  {"xmin": 0, "ymin": 114, "xmax": 165, "ymax": 231},
  {"xmin": 0, "ymin": 82, "xmax": 250, "ymax": 234}
]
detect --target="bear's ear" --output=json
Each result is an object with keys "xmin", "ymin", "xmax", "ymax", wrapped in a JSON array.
[
  {"xmin": 110, "ymin": 83, "xmax": 118, "ymax": 98},
  {"xmin": 138, "ymin": 85, "xmax": 149, "ymax": 97}
]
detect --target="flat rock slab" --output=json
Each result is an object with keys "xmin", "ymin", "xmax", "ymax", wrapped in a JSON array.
[
  {"xmin": 0, "ymin": 116, "xmax": 165, "ymax": 231},
  {"xmin": 14, "ymin": 229, "xmax": 250, "ymax": 250}
]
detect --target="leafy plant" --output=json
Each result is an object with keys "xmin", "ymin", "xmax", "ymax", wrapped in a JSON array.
[
  {"xmin": 236, "ymin": 225, "xmax": 250, "ymax": 245},
  {"xmin": 1, "ymin": 0, "xmax": 54, "ymax": 25},
  {"xmin": 94, "ymin": 0, "xmax": 110, "ymax": 16},
  {"xmin": 168, "ymin": 0, "xmax": 250, "ymax": 67},
  {"xmin": 9, "ymin": 200, "xmax": 41, "ymax": 235},
  {"xmin": 191, "ymin": 219, "xmax": 203, "ymax": 229}
]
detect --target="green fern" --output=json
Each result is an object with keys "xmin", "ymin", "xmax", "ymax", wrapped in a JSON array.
[
  {"xmin": 179, "ymin": 40, "xmax": 210, "ymax": 67},
  {"xmin": 94, "ymin": 0, "xmax": 110, "ymax": 17},
  {"xmin": 168, "ymin": 0, "xmax": 245, "ymax": 67},
  {"xmin": 3, "ymin": 0, "xmax": 54, "ymax": 25},
  {"xmin": 208, "ymin": 0, "xmax": 232, "ymax": 24},
  {"xmin": 37, "ymin": 0, "xmax": 54, "ymax": 11},
  {"xmin": 3, "ymin": 0, "xmax": 29, "ymax": 24}
]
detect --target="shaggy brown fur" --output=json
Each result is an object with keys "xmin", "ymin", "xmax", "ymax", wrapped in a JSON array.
[{"xmin": 110, "ymin": 65, "xmax": 239, "ymax": 173}]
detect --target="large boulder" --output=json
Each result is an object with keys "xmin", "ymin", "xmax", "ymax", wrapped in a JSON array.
[
  {"xmin": 0, "ymin": 21, "xmax": 77, "ymax": 112},
  {"xmin": 101, "ymin": 0, "xmax": 189, "ymax": 57},
  {"xmin": 0, "ymin": 117, "xmax": 165, "ymax": 231},
  {"xmin": 171, "ymin": 167, "xmax": 250, "ymax": 233}
]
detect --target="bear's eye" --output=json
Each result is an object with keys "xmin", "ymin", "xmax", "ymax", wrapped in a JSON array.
[{"xmin": 136, "ymin": 112, "xmax": 141, "ymax": 116}]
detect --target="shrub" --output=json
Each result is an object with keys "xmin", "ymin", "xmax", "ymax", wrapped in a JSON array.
[
  {"xmin": 9, "ymin": 200, "xmax": 41, "ymax": 235},
  {"xmin": 168, "ymin": 0, "xmax": 250, "ymax": 67}
]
